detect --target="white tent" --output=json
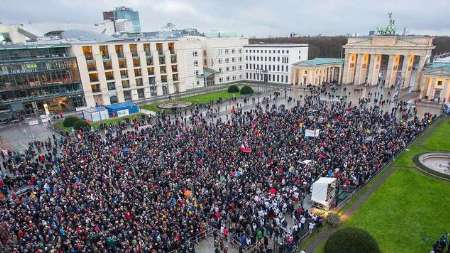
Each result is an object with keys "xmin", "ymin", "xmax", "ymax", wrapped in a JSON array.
[
  {"xmin": 83, "ymin": 107, "xmax": 109, "ymax": 122},
  {"xmin": 311, "ymin": 177, "xmax": 337, "ymax": 210}
]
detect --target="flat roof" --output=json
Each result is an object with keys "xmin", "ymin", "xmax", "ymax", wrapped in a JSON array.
[
  {"xmin": 424, "ymin": 62, "xmax": 450, "ymax": 76},
  {"xmin": 245, "ymin": 43, "xmax": 308, "ymax": 48},
  {"xmin": 0, "ymin": 43, "xmax": 71, "ymax": 50},
  {"xmin": 293, "ymin": 58, "xmax": 344, "ymax": 67}
]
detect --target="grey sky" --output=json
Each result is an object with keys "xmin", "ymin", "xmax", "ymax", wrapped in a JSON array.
[{"xmin": 1, "ymin": 0, "xmax": 449, "ymax": 36}]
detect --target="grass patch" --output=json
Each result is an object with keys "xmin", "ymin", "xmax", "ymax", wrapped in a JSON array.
[
  {"xmin": 142, "ymin": 89, "xmax": 242, "ymax": 112},
  {"xmin": 342, "ymin": 117, "xmax": 450, "ymax": 253}
]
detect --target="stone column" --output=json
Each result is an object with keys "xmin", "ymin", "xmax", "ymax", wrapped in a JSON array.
[
  {"xmin": 426, "ymin": 78, "xmax": 435, "ymax": 99},
  {"xmin": 354, "ymin": 54, "xmax": 363, "ymax": 85},
  {"xmin": 367, "ymin": 54, "xmax": 375, "ymax": 85},
  {"xmin": 342, "ymin": 53, "xmax": 350, "ymax": 84},
  {"xmin": 330, "ymin": 67, "xmax": 335, "ymax": 82},
  {"xmin": 385, "ymin": 55, "xmax": 395, "ymax": 87},
  {"xmin": 360, "ymin": 54, "xmax": 369, "ymax": 85}
]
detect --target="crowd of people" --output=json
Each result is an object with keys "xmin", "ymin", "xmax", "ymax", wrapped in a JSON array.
[{"xmin": 0, "ymin": 88, "xmax": 435, "ymax": 252}]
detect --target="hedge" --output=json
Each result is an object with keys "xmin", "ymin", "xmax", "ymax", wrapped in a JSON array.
[
  {"xmin": 325, "ymin": 227, "xmax": 380, "ymax": 253},
  {"xmin": 240, "ymin": 85, "xmax": 254, "ymax": 95},
  {"xmin": 73, "ymin": 119, "xmax": 91, "ymax": 131},
  {"xmin": 227, "ymin": 85, "xmax": 240, "ymax": 93},
  {"xmin": 63, "ymin": 116, "xmax": 80, "ymax": 128}
]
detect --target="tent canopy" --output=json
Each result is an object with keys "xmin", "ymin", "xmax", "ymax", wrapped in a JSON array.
[{"xmin": 311, "ymin": 177, "xmax": 336, "ymax": 207}]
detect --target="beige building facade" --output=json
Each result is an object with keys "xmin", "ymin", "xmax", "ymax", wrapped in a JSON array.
[
  {"xmin": 291, "ymin": 58, "xmax": 343, "ymax": 86},
  {"xmin": 342, "ymin": 36, "xmax": 435, "ymax": 89},
  {"xmin": 419, "ymin": 63, "xmax": 450, "ymax": 103},
  {"xmin": 71, "ymin": 39, "xmax": 204, "ymax": 107}
]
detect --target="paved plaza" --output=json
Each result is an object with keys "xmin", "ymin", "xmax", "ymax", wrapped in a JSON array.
[{"xmin": 0, "ymin": 83, "xmax": 443, "ymax": 153}]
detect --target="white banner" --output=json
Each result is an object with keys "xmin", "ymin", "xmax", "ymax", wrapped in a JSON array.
[
  {"xmin": 117, "ymin": 109, "xmax": 129, "ymax": 117},
  {"xmin": 305, "ymin": 129, "xmax": 320, "ymax": 137}
]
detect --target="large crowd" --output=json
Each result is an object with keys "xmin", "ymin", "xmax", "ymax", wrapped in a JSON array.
[{"xmin": 0, "ymin": 89, "xmax": 434, "ymax": 252}]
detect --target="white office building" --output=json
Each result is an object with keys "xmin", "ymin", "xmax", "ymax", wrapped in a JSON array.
[
  {"xmin": 244, "ymin": 44, "xmax": 308, "ymax": 84},
  {"xmin": 200, "ymin": 37, "xmax": 249, "ymax": 86}
]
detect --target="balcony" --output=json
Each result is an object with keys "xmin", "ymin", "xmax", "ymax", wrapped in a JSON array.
[
  {"xmin": 131, "ymin": 52, "xmax": 139, "ymax": 58},
  {"xmin": 87, "ymin": 64, "xmax": 97, "ymax": 72}
]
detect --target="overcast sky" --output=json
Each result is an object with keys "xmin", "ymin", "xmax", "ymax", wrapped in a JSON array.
[{"xmin": 1, "ymin": 0, "xmax": 450, "ymax": 37}]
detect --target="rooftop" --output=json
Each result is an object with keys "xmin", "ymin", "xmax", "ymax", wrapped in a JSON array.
[
  {"xmin": 293, "ymin": 58, "xmax": 344, "ymax": 67},
  {"xmin": 245, "ymin": 43, "xmax": 308, "ymax": 48},
  {"xmin": 424, "ymin": 62, "xmax": 450, "ymax": 76},
  {"xmin": 0, "ymin": 43, "xmax": 70, "ymax": 50}
]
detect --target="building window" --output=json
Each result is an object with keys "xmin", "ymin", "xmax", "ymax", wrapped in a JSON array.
[
  {"xmin": 194, "ymin": 60, "xmax": 198, "ymax": 67},
  {"xmin": 107, "ymin": 82, "xmax": 116, "ymax": 91},
  {"xmin": 122, "ymin": 80, "xmax": 130, "ymax": 88},
  {"xmin": 136, "ymin": 78, "xmax": 143, "ymax": 86},
  {"xmin": 137, "ymin": 88, "xmax": 145, "ymax": 99},
  {"xmin": 149, "ymin": 77, "xmax": 156, "ymax": 84},
  {"xmin": 193, "ymin": 51, "xmax": 198, "ymax": 57},
  {"xmin": 123, "ymin": 90, "xmax": 132, "ymax": 101}
]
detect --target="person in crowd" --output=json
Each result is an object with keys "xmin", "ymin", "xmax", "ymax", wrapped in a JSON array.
[{"xmin": 0, "ymin": 89, "xmax": 433, "ymax": 252}]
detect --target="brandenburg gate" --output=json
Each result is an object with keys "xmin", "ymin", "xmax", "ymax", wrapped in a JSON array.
[{"xmin": 342, "ymin": 35, "xmax": 435, "ymax": 89}]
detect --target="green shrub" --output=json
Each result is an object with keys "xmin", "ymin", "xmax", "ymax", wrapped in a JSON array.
[
  {"xmin": 240, "ymin": 85, "xmax": 254, "ymax": 95},
  {"xmin": 325, "ymin": 227, "xmax": 380, "ymax": 253},
  {"xmin": 63, "ymin": 116, "xmax": 80, "ymax": 128},
  {"xmin": 326, "ymin": 212, "xmax": 341, "ymax": 227},
  {"xmin": 227, "ymin": 85, "xmax": 240, "ymax": 93},
  {"xmin": 73, "ymin": 119, "xmax": 91, "ymax": 131}
]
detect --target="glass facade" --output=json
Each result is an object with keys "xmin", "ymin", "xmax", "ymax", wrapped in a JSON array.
[
  {"xmin": 0, "ymin": 45, "xmax": 85, "ymax": 117},
  {"xmin": 114, "ymin": 7, "xmax": 141, "ymax": 33}
]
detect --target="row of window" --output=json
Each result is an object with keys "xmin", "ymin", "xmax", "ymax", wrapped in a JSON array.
[
  {"xmin": 217, "ymin": 65, "xmax": 243, "ymax": 73},
  {"xmin": 212, "ymin": 57, "xmax": 243, "ymax": 65},
  {"xmin": 246, "ymin": 49, "xmax": 298, "ymax": 54},
  {"xmin": 218, "ymin": 48, "xmax": 243, "ymax": 55},
  {"xmin": 217, "ymin": 74, "xmax": 243, "ymax": 83},
  {"xmin": 245, "ymin": 55, "xmax": 289, "ymax": 63},
  {"xmin": 90, "ymin": 74, "xmax": 178, "ymax": 93},
  {"xmin": 245, "ymin": 64, "xmax": 289, "ymax": 73},
  {"xmin": 94, "ymin": 84, "xmax": 177, "ymax": 106},
  {"xmin": 82, "ymin": 42, "xmax": 175, "ymax": 60},
  {"xmin": 246, "ymin": 72, "xmax": 289, "ymax": 83},
  {"xmin": 88, "ymin": 65, "xmax": 178, "ymax": 83}
]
